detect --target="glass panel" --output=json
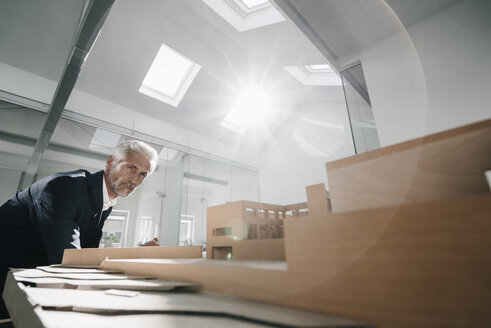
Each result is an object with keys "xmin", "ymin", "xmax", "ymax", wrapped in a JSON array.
[
  {"xmin": 138, "ymin": 147, "xmax": 184, "ymax": 247},
  {"xmin": 0, "ymin": 99, "xmax": 259, "ymax": 249},
  {"xmin": 0, "ymin": 100, "xmax": 46, "ymax": 203},
  {"xmin": 341, "ymin": 64, "xmax": 380, "ymax": 154},
  {"xmin": 180, "ymin": 154, "xmax": 259, "ymax": 247},
  {"xmin": 231, "ymin": 166, "xmax": 260, "ymax": 202}
]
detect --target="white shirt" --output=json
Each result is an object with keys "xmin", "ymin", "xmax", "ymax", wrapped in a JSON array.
[{"xmin": 102, "ymin": 175, "xmax": 117, "ymax": 211}]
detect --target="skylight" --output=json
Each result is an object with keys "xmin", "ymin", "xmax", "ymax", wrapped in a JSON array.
[
  {"xmin": 241, "ymin": 0, "xmax": 269, "ymax": 9},
  {"xmin": 305, "ymin": 64, "xmax": 334, "ymax": 73},
  {"xmin": 202, "ymin": 0, "xmax": 285, "ymax": 32},
  {"xmin": 139, "ymin": 43, "xmax": 201, "ymax": 107},
  {"xmin": 284, "ymin": 64, "xmax": 342, "ymax": 86}
]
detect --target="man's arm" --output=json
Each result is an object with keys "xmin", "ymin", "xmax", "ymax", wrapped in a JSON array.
[{"xmin": 139, "ymin": 237, "xmax": 159, "ymax": 246}]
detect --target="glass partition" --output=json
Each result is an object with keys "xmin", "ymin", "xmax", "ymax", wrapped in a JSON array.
[
  {"xmin": 180, "ymin": 154, "xmax": 259, "ymax": 248},
  {"xmin": 0, "ymin": 100, "xmax": 46, "ymax": 204},
  {"xmin": 341, "ymin": 64, "xmax": 380, "ymax": 154},
  {"xmin": 0, "ymin": 107, "xmax": 261, "ymax": 248}
]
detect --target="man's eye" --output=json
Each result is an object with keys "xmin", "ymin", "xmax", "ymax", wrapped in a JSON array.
[{"xmin": 140, "ymin": 172, "xmax": 147, "ymax": 177}]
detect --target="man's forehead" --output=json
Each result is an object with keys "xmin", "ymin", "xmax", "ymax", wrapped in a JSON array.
[{"xmin": 119, "ymin": 151, "xmax": 151, "ymax": 168}]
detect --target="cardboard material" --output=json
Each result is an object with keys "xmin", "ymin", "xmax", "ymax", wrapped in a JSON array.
[
  {"xmin": 11, "ymin": 276, "xmax": 201, "ymax": 291},
  {"xmin": 34, "ymin": 310, "xmax": 274, "ymax": 328},
  {"xmin": 325, "ymin": 118, "xmax": 491, "ymax": 212},
  {"xmin": 101, "ymin": 194, "xmax": 491, "ymax": 328},
  {"xmin": 283, "ymin": 193, "xmax": 491, "ymax": 327},
  {"xmin": 107, "ymin": 258, "xmax": 288, "ymax": 271},
  {"xmin": 209, "ymin": 239, "xmax": 285, "ymax": 260},
  {"xmin": 206, "ymin": 200, "xmax": 308, "ymax": 260},
  {"xmin": 2, "ymin": 272, "xmax": 45, "ymax": 328},
  {"xmin": 61, "ymin": 245, "xmax": 202, "ymax": 266},
  {"xmin": 306, "ymin": 184, "xmax": 330, "ymax": 216},
  {"xmin": 37, "ymin": 266, "xmax": 123, "ymax": 274},
  {"xmin": 13, "ymin": 269, "xmax": 154, "ymax": 280},
  {"xmin": 23, "ymin": 287, "xmax": 364, "ymax": 327},
  {"xmin": 2, "ymin": 272, "xmax": 269, "ymax": 328}
]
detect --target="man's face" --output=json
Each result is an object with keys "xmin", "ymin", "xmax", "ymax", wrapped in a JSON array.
[{"xmin": 104, "ymin": 151, "xmax": 151, "ymax": 198}]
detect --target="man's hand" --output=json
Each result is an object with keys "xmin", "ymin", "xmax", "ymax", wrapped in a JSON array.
[{"xmin": 139, "ymin": 237, "xmax": 159, "ymax": 247}]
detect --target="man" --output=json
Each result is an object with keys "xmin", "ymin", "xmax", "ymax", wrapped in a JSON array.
[{"xmin": 0, "ymin": 140, "xmax": 159, "ymax": 319}]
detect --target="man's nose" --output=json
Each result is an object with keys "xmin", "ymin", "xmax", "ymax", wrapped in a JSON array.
[{"xmin": 128, "ymin": 173, "xmax": 138, "ymax": 183}]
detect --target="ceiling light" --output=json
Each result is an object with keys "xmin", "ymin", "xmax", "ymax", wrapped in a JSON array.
[{"xmin": 139, "ymin": 43, "xmax": 201, "ymax": 107}]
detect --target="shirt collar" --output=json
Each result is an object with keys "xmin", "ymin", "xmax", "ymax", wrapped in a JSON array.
[{"xmin": 102, "ymin": 174, "xmax": 117, "ymax": 211}]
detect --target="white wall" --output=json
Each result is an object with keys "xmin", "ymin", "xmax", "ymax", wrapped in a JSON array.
[
  {"xmin": 257, "ymin": 100, "xmax": 354, "ymax": 204},
  {"xmin": 362, "ymin": 0, "xmax": 491, "ymax": 146}
]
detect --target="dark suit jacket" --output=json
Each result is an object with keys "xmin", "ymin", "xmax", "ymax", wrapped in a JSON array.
[
  {"xmin": 0, "ymin": 169, "xmax": 112, "ymax": 318},
  {"xmin": 0, "ymin": 169, "xmax": 112, "ymax": 266}
]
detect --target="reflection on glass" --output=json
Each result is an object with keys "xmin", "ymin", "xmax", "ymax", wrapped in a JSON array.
[{"xmin": 180, "ymin": 154, "xmax": 259, "ymax": 248}]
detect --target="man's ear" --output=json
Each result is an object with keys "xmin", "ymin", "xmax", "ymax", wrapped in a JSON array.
[{"xmin": 105, "ymin": 155, "xmax": 114, "ymax": 172}]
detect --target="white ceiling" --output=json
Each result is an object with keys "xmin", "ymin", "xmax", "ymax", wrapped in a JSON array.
[
  {"xmin": 284, "ymin": 0, "xmax": 464, "ymax": 69},
  {"xmin": 0, "ymin": 0, "xmax": 464, "ymax": 144},
  {"xmin": 74, "ymin": 0, "xmax": 339, "ymax": 142}
]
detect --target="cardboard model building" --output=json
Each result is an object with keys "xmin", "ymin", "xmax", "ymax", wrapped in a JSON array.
[{"xmin": 206, "ymin": 186, "xmax": 331, "ymax": 260}]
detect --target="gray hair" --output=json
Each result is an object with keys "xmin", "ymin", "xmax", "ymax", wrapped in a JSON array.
[{"xmin": 111, "ymin": 140, "xmax": 158, "ymax": 174}]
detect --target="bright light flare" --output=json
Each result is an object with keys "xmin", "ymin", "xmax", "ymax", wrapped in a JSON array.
[{"xmin": 221, "ymin": 88, "xmax": 274, "ymax": 134}]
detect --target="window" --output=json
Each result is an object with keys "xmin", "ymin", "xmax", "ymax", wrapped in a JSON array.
[
  {"xmin": 202, "ymin": 0, "xmax": 284, "ymax": 32},
  {"xmin": 179, "ymin": 215, "xmax": 195, "ymax": 245},
  {"xmin": 305, "ymin": 64, "xmax": 334, "ymax": 73},
  {"xmin": 139, "ymin": 43, "xmax": 201, "ymax": 107},
  {"xmin": 284, "ymin": 63, "xmax": 342, "ymax": 86},
  {"xmin": 99, "ymin": 210, "xmax": 129, "ymax": 248},
  {"xmin": 137, "ymin": 216, "xmax": 153, "ymax": 245}
]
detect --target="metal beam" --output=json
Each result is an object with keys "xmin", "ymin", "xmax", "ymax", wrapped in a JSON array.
[
  {"xmin": 272, "ymin": 0, "xmax": 371, "ymax": 106},
  {"xmin": 273, "ymin": 0, "xmax": 338, "ymax": 65},
  {"xmin": 20, "ymin": 0, "xmax": 115, "ymax": 189},
  {"xmin": 341, "ymin": 65, "xmax": 372, "ymax": 106}
]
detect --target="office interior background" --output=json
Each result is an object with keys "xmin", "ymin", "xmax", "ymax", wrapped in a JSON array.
[{"xmin": 0, "ymin": 0, "xmax": 489, "ymax": 249}]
